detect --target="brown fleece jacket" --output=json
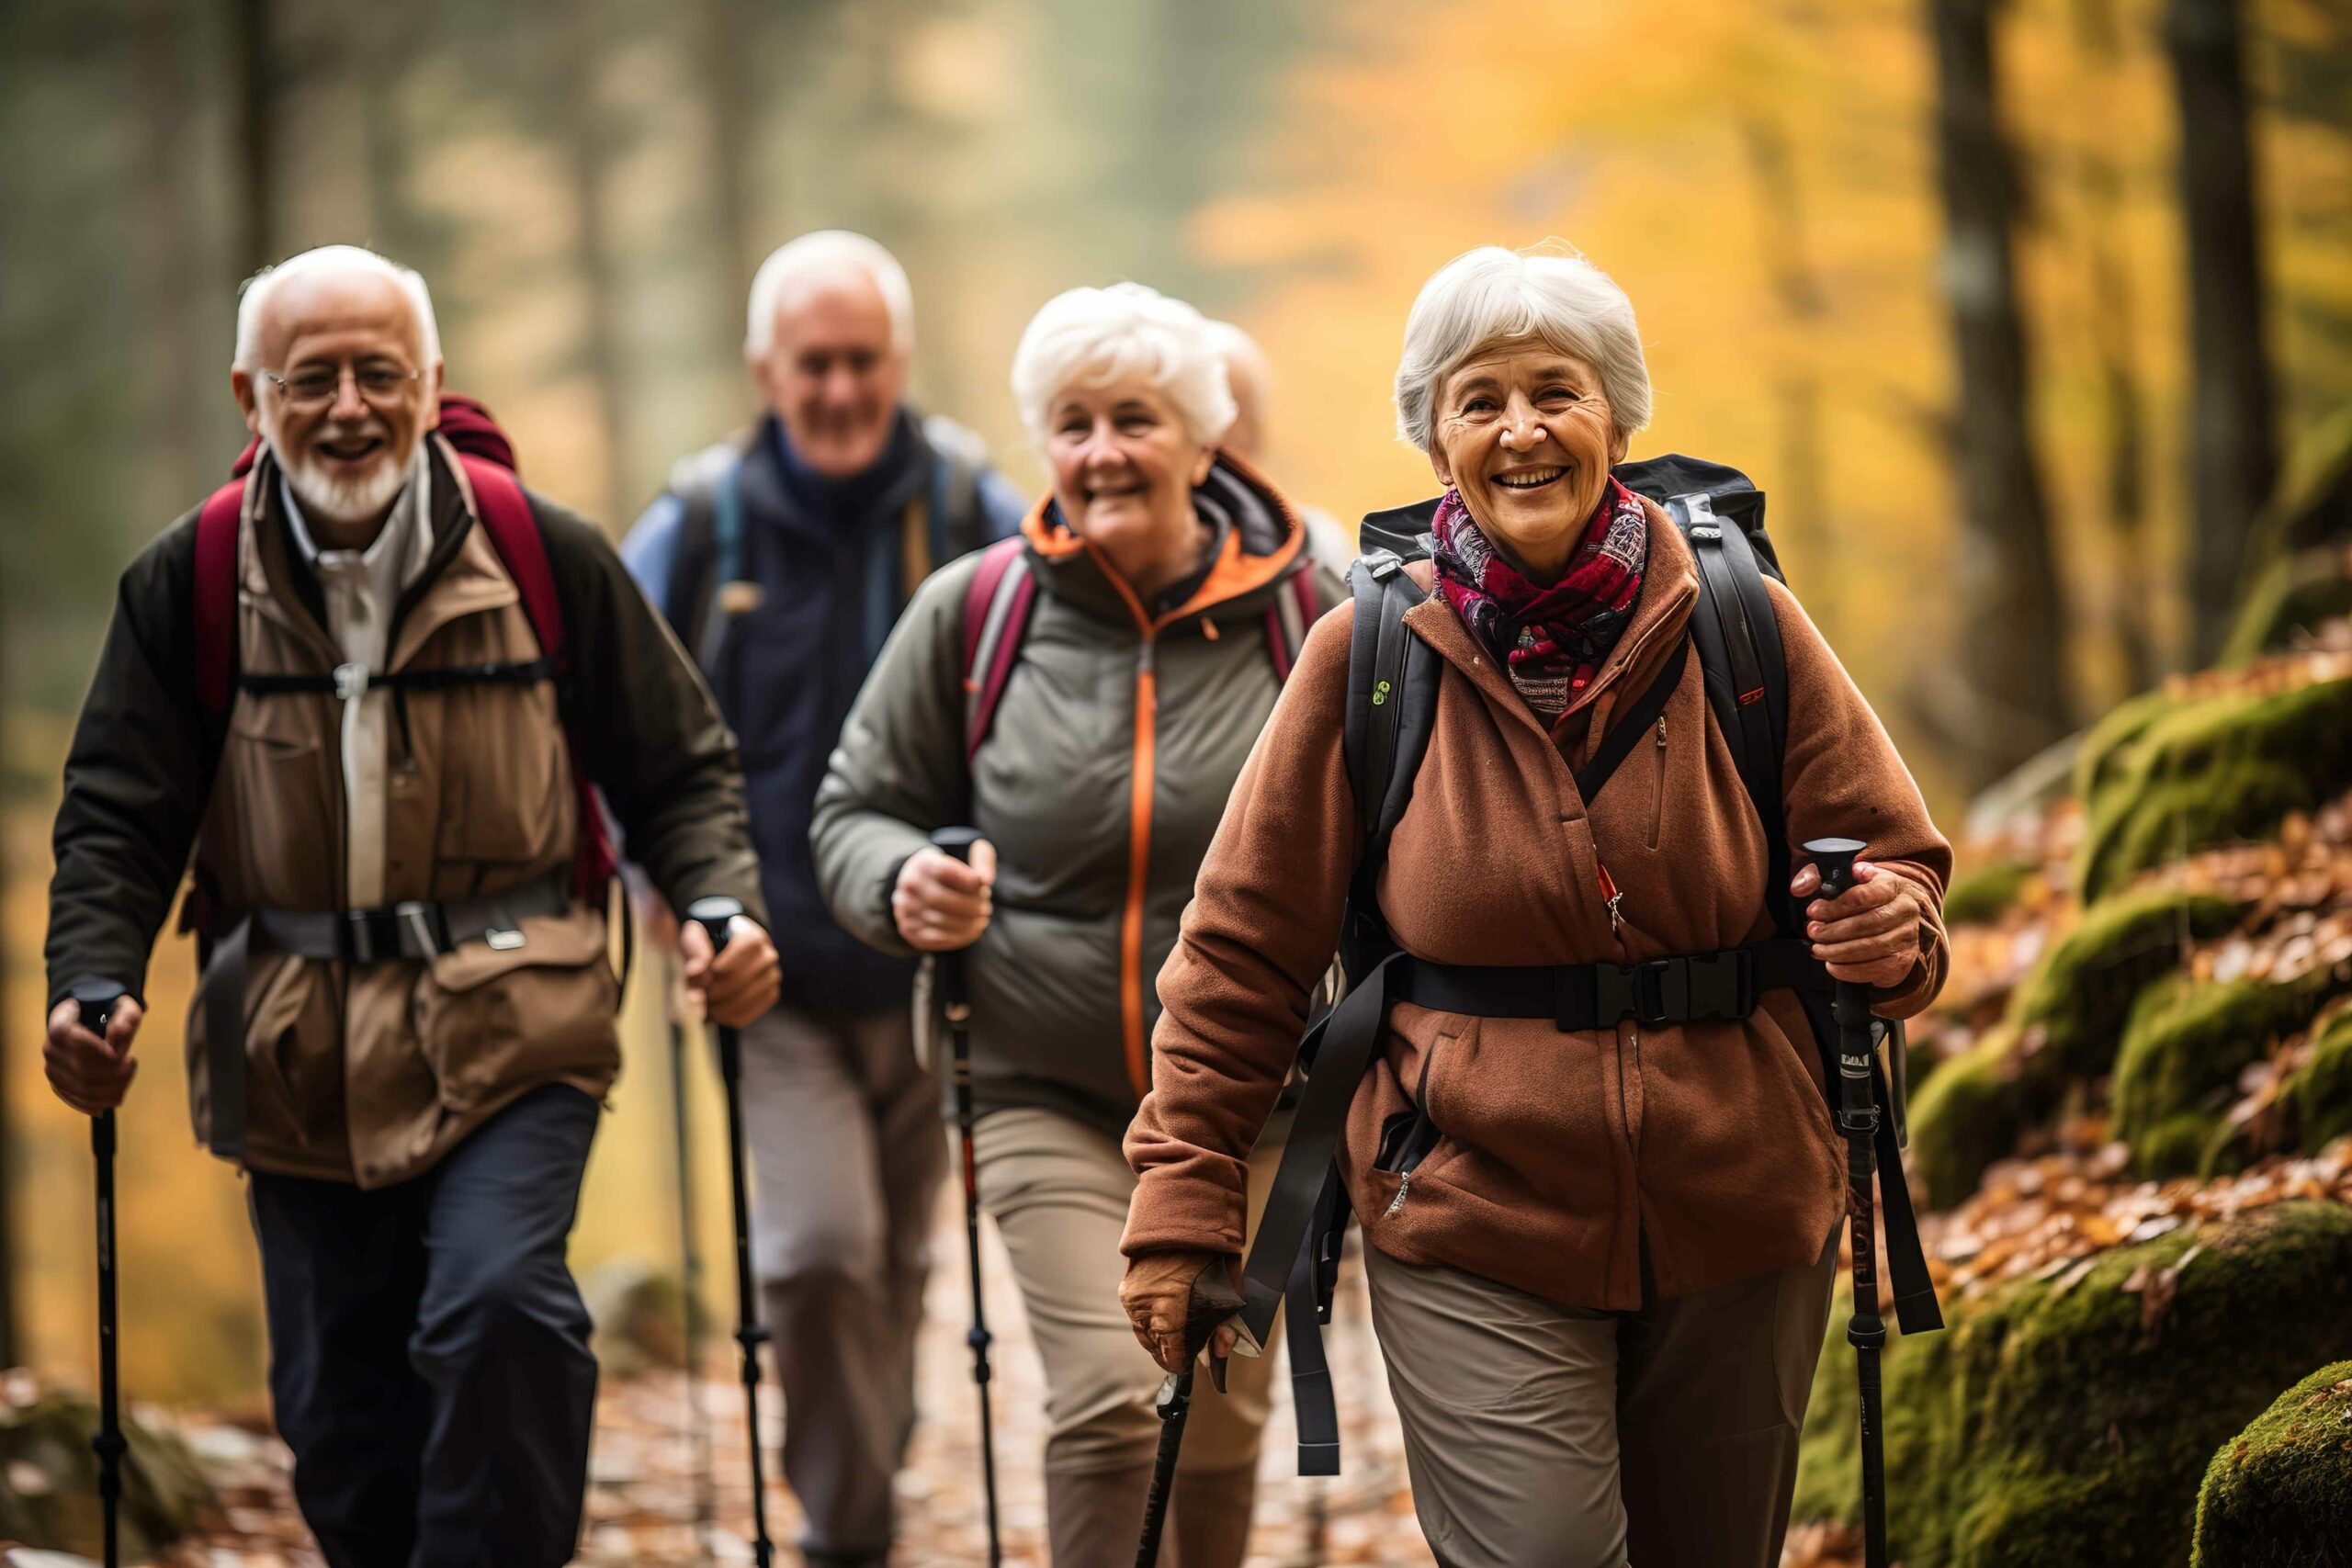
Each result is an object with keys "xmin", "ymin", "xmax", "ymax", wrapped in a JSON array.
[{"xmin": 1122, "ymin": 500, "xmax": 1951, "ymax": 1310}]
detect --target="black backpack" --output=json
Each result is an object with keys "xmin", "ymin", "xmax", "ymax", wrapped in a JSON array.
[{"xmin": 1240, "ymin": 454, "xmax": 1939, "ymax": 1477}]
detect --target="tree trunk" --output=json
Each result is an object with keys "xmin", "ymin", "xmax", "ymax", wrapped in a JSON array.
[
  {"xmin": 2167, "ymin": 0, "xmax": 2277, "ymax": 660},
  {"xmin": 1739, "ymin": 110, "xmax": 1828, "ymax": 583},
  {"xmin": 560, "ymin": 0, "xmax": 629, "ymax": 529},
  {"xmin": 229, "ymin": 0, "xmax": 278, "ymax": 274},
  {"xmin": 697, "ymin": 0, "xmax": 759, "ymax": 365},
  {"xmin": 1927, "ymin": 0, "xmax": 2074, "ymax": 788},
  {"xmin": 2073, "ymin": 0, "xmax": 2158, "ymax": 693}
]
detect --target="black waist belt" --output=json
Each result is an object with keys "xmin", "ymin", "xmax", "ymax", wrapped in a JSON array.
[
  {"xmin": 199, "ymin": 868, "xmax": 576, "ymax": 1162},
  {"xmin": 1235, "ymin": 937, "xmax": 1929, "ymax": 1478}
]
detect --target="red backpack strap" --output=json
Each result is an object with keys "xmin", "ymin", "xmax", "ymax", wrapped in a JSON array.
[
  {"xmin": 455, "ymin": 453, "xmax": 617, "ymax": 899},
  {"xmin": 193, "ymin": 478, "xmax": 247, "ymax": 715},
  {"xmin": 960, "ymin": 536, "xmax": 1038, "ymax": 760},
  {"xmin": 1263, "ymin": 566, "xmax": 1322, "ymax": 683},
  {"xmin": 458, "ymin": 455, "xmax": 564, "ymax": 658}
]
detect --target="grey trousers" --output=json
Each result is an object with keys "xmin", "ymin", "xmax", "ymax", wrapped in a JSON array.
[
  {"xmin": 741, "ymin": 1004, "xmax": 945, "ymax": 1563},
  {"xmin": 1364, "ymin": 1226, "xmax": 1840, "ymax": 1568}
]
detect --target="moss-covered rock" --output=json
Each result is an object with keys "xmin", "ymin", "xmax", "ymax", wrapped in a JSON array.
[
  {"xmin": 0, "ymin": 1393, "xmax": 210, "ymax": 1559},
  {"xmin": 2191, "ymin": 1359, "xmax": 2352, "ymax": 1565},
  {"xmin": 2075, "ymin": 687, "xmax": 2179, "ymax": 807},
  {"xmin": 1942, "ymin": 860, "xmax": 2036, "ymax": 928},
  {"xmin": 2112, "ymin": 972, "xmax": 2343, "ymax": 1178},
  {"xmin": 2286, "ymin": 1009, "xmax": 2352, "ymax": 1151},
  {"xmin": 1794, "ymin": 1200, "xmax": 2352, "ymax": 1567},
  {"xmin": 2222, "ymin": 546, "xmax": 2352, "ymax": 665},
  {"xmin": 1905, "ymin": 1027, "xmax": 2028, "ymax": 1209},
  {"xmin": 2078, "ymin": 675, "xmax": 2352, "ymax": 898}
]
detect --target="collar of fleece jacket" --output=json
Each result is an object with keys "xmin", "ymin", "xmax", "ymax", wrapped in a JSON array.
[{"xmin": 1018, "ymin": 449, "xmax": 1310, "ymax": 629}]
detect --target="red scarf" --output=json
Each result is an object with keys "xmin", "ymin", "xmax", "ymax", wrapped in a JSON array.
[{"xmin": 1430, "ymin": 479, "xmax": 1648, "ymax": 719}]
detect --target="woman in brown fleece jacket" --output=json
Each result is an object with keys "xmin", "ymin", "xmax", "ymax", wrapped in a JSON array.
[{"xmin": 1119, "ymin": 246, "xmax": 1951, "ymax": 1568}]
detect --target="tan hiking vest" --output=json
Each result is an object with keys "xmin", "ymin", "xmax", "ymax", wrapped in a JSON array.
[{"xmin": 184, "ymin": 451, "xmax": 619, "ymax": 1188}]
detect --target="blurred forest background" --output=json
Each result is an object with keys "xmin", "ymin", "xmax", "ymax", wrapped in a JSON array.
[{"xmin": 3, "ymin": 0, "xmax": 2352, "ymax": 1558}]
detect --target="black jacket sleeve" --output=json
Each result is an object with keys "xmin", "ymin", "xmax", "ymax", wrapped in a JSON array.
[
  {"xmin": 532, "ymin": 497, "xmax": 768, "ymax": 928},
  {"xmin": 45, "ymin": 513, "xmax": 211, "ymax": 1010}
]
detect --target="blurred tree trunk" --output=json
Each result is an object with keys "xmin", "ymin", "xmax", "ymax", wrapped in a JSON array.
[
  {"xmin": 2167, "ymin": 0, "xmax": 2277, "ymax": 660},
  {"xmin": 1927, "ymin": 0, "xmax": 2074, "ymax": 788},
  {"xmin": 1740, "ymin": 110, "xmax": 1827, "ymax": 580},
  {"xmin": 229, "ymin": 0, "xmax": 279, "ymax": 273},
  {"xmin": 559, "ymin": 1, "xmax": 629, "ymax": 528},
  {"xmin": 135, "ymin": 3, "xmax": 206, "ymax": 509},
  {"xmin": 2073, "ymin": 0, "xmax": 2157, "ymax": 693},
  {"xmin": 0, "ymin": 641, "xmax": 13, "ymax": 1370},
  {"xmin": 698, "ymin": 0, "xmax": 758, "ymax": 366}
]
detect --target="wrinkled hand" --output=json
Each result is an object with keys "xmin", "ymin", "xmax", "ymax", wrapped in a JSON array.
[
  {"xmin": 679, "ymin": 915, "xmax": 781, "ymax": 1027},
  {"xmin": 45, "ymin": 994, "xmax": 145, "ymax": 1115},
  {"xmin": 893, "ymin": 839, "xmax": 997, "ymax": 953},
  {"xmin": 1792, "ymin": 859, "xmax": 1926, "ymax": 989},
  {"xmin": 1121, "ymin": 1249, "xmax": 1239, "ymax": 1375}
]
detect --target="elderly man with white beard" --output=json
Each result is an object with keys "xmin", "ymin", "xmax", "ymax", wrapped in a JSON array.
[{"xmin": 40, "ymin": 244, "xmax": 778, "ymax": 1568}]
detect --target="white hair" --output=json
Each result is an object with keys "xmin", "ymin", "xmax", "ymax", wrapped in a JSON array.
[
  {"xmin": 1393, "ymin": 245, "xmax": 1651, "ymax": 452},
  {"xmin": 1011, "ymin": 283, "xmax": 1237, "ymax": 446},
  {"xmin": 744, "ymin": 231, "xmax": 915, "ymax": 357},
  {"xmin": 234, "ymin": 245, "xmax": 442, "ymax": 370}
]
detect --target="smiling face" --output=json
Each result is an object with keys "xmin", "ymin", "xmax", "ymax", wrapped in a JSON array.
[
  {"xmin": 1429, "ymin": 341, "xmax": 1626, "ymax": 581},
  {"xmin": 1043, "ymin": 374, "xmax": 1216, "ymax": 598},
  {"xmin": 232, "ymin": 268, "xmax": 440, "ymax": 534},
  {"xmin": 752, "ymin": 270, "xmax": 909, "ymax": 478}
]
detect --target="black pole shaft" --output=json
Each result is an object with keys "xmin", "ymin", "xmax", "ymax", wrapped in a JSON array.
[
  {"xmin": 72, "ymin": 980, "xmax": 128, "ymax": 1568},
  {"xmin": 685, "ymin": 902, "xmax": 772, "ymax": 1568},
  {"xmin": 931, "ymin": 826, "xmax": 1003, "ymax": 1565},
  {"xmin": 667, "ymin": 960, "xmax": 716, "ymax": 1559},
  {"xmin": 1135, "ymin": 1369, "xmax": 1193, "ymax": 1568}
]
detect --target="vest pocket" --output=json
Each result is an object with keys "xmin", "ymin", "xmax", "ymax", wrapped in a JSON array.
[{"xmin": 411, "ymin": 905, "xmax": 619, "ymax": 1112}]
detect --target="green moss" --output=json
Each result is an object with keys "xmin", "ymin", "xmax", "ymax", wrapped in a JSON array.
[
  {"xmin": 2280, "ymin": 1007, "xmax": 2352, "ymax": 1151},
  {"xmin": 1942, "ymin": 860, "xmax": 2036, "ymax": 928},
  {"xmin": 1905, "ymin": 1028, "xmax": 2027, "ymax": 1209},
  {"xmin": 2075, "ymin": 687, "xmax": 2178, "ymax": 806},
  {"xmin": 2010, "ymin": 887, "xmax": 2242, "ymax": 1082},
  {"xmin": 0, "ymin": 1393, "xmax": 209, "ymax": 1559},
  {"xmin": 2078, "ymin": 676, "xmax": 2352, "ymax": 898},
  {"xmin": 2192, "ymin": 1360, "xmax": 2352, "ymax": 1565},
  {"xmin": 2222, "ymin": 547, "xmax": 2352, "ymax": 665},
  {"xmin": 2112, "ymin": 974, "xmax": 2340, "ymax": 1178},
  {"xmin": 1792, "ymin": 1201, "xmax": 2352, "ymax": 1567}
]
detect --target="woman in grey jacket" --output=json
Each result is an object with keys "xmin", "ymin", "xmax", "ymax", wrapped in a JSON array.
[{"xmin": 812, "ymin": 282, "xmax": 1339, "ymax": 1565}]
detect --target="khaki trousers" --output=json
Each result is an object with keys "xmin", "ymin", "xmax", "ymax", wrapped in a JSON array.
[
  {"xmin": 1364, "ymin": 1225, "xmax": 1839, "ymax": 1568},
  {"xmin": 741, "ymin": 1005, "xmax": 945, "ymax": 1563},
  {"xmin": 973, "ymin": 1106, "xmax": 1279, "ymax": 1565}
]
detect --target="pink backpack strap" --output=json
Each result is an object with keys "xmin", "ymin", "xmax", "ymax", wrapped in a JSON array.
[
  {"xmin": 456, "ymin": 454, "xmax": 617, "ymax": 899},
  {"xmin": 960, "ymin": 536, "xmax": 1037, "ymax": 760},
  {"xmin": 1262, "ymin": 567, "xmax": 1323, "ymax": 683},
  {"xmin": 193, "ymin": 478, "xmax": 248, "ymax": 715}
]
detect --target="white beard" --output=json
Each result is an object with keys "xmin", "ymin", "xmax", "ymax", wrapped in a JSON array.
[{"xmin": 277, "ymin": 442, "xmax": 414, "ymax": 527}]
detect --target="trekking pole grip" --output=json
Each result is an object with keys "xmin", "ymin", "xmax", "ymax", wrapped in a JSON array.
[
  {"xmin": 685, "ymin": 896, "xmax": 743, "ymax": 955},
  {"xmin": 1802, "ymin": 839, "xmax": 1880, "ymax": 1134},
  {"xmin": 929, "ymin": 827, "xmax": 983, "ymax": 1016}
]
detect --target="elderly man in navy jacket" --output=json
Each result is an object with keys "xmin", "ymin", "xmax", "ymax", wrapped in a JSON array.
[{"xmin": 623, "ymin": 230, "xmax": 1022, "ymax": 1567}]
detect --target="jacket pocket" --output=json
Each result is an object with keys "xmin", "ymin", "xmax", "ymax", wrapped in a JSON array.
[
  {"xmin": 1376, "ymin": 1032, "xmax": 1454, "ymax": 1216},
  {"xmin": 429, "ymin": 680, "xmax": 572, "ymax": 878},
  {"xmin": 1648, "ymin": 714, "xmax": 1668, "ymax": 850},
  {"xmin": 411, "ymin": 904, "xmax": 619, "ymax": 1112}
]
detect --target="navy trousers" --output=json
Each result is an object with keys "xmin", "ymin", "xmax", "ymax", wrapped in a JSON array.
[{"xmin": 248, "ymin": 1084, "xmax": 602, "ymax": 1568}]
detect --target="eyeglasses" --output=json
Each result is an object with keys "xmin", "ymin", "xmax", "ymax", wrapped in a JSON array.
[{"xmin": 258, "ymin": 361, "xmax": 422, "ymax": 409}]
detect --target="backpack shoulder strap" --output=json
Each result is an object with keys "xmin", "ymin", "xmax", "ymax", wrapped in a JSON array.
[
  {"xmin": 193, "ymin": 477, "xmax": 247, "ymax": 716},
  {"xmin": 1340, "ymin": 552, "xmax": 1440, "ymax": 963},
  {"xmin": 923, "ymin": 413, "xmax": 991, "ymax": 566},
  {"xmin": 959, "ymin": 536, "xmax": 1037, "ymax": 760},
  {"xmin": 1262, "ymin": 566, "xmax": 1325, "ymax": 682},
  {"xmin": 1677, "ymin": 493, "xmax": 1794, "ymax": 932},
  {"xmin": 1572, "ymin": 636, "xmax": 1690, "ymax": 805},
  {"xmin": 458, "ymin": 456, "xmax": 564, "ymax": 659},
  {"xmin": 664, "ymin": 445, "xmax": 746, "ymax": 673}
]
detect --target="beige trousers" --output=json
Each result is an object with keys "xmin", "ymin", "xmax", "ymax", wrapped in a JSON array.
[
  {"xmin": 973, "ymin": 1105, "xmax": 1279, "ymax": 1565},
  {"xmin": 1364, "ymin": 1225, "xmax": 1839, "ymax": 1568}
]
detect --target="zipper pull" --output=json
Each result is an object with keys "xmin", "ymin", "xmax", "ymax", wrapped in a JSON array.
[
  {"xmin": 1199, "ymin": 615, "xmax": 1220, "ymax": 641},
  {"xmin": 1384, "ymin": 1169, "xmax": 1414, "ymax": 1218},
  {"xmin": 1656, "ymin": 715, "xmax": 1667, "ymax": 750},
  {"xmin": 1598, "ymin": 861, "xmax": 1624, "ymax": 936}
]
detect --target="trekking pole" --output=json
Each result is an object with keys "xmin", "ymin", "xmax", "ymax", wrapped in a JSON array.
[
  {"xmin": 665, "ymin": 951, "xmax": 716, "ymax": 1560},
  {"xmin": 1804, "ymin": 839, "xmax": 1890, "ymax": 1568},
  {"xmin": 929, "ymin": 827, "xmax": 1002, "ymax": 1566},
  {"xmin": 1134, "ymin": 1263, "xmax": 1248, "ymax": 1568},
  {"xmin": 69, "ymin": 977, "xmax": 130, "ymax": 1568},
  {"xmin": 684, "ymin": 898, "xmax": 774, "ymax": 1568}
]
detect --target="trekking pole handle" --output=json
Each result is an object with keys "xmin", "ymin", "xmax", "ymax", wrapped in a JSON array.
[
  {"xmin": 684, "ymin": 896, "xmax": 744, "ymax": 954},
  {"xmin": 1804, "ymin": 837, "xmax": 1866, "ymax": 900},
  {"xmin": 1801, "ymin": 840, "xmax": 1880, "ymax": 1133},
  {"xmin": 67, "ymin": 977, "xmax": 130, "ymax": 1152},
  {"xmin": 930, "ymin": 829, "xmax": 984, "ymax": 1021}
]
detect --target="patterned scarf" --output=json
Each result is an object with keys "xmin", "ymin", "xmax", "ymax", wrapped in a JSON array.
[{"xmin": 1430, "ymin": 479, "xmax": 1649, "ymax": 719}]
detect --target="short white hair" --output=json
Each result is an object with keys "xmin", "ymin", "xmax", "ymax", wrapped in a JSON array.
[
  {"xmin": 234, "ymin": 245, "xmax": 441, "ymax": 370},
  {"xmin": 1393, "ymin": 245, "xmax": 1651, "ymax": 452},
  {"xmin": 744, "ymin": 231, "xmax": 915, "ymax": 357},
  {"xmin": 1011, "ymin": 283, "xmax": 1237, "ymax": 446}
]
